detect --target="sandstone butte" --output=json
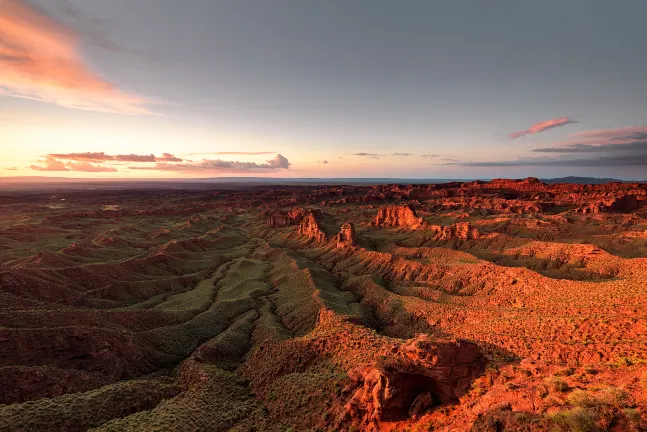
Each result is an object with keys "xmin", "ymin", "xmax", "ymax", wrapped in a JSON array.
[{"xmin": 0, "ymin": 178, "xmax": 647, "ymax": 431}]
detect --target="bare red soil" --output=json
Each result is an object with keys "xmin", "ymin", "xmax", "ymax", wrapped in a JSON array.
[{"xmin": 1, "ymin": 178, "xmax": 647, "ymax": 431}]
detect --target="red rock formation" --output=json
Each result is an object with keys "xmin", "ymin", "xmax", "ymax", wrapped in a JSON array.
[
  {"xmin": 335, "ymin": 222, "xmax": 357, "ymax": 248},
  {"xmin": 62, "ymin": 242, "xmax": 81, "ymax": 254},
  {"xmin": 372, "ymin": 205, "xmax": 428, "ymax": 229},
  {"xmin": 266, "ymin": 208, "xmax": 316, "ymax": 227},
  {"xmin": 370, "ymin": 206, "xmax": 478, "ymax": 239},
  {"xmin": 298, "ymin": 211, "xmax": 327, "ymax": 243},
  {"xmin": 578, "ymin": 194, "xmax": 647, "ymax": 214},
  {"xmin": 437, "ymin": 221, "xmax": 480, "ymax": 240},
  {"xmin": 345, "ymin": 334, "xmax": 485, "ymax": 423},
  {"xmin": 4, "ymin": 179, "xmax": 647, "ymax": 431}
]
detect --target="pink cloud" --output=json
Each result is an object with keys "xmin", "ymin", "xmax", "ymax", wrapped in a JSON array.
[
  {"xmin": 65, "ymin": 161, "xmax": 117, "ymax": 172},
  {"xmin": 48, "ymin": 152, "xmax": 182, "ymax": 162},
  {"xmin": 29, "ymin": 156, "xmax": 117, "ymax": 172},
  {"xmin": 114, "ymin": 154, "xmax": 157, "ymax": 162},
  {"xmin": 0, "ymin": 0, "xmax": 155, "ymax": 114},
  {"xmin": 48, "ymin": 152, "xmax": 114, "ymax": 162},
  {"xmin": 30, "ymin": 157, "xmax": 69, "ymax": 171},
  {"xmin": 156, "ymin": 153, "xmax": 183, "ymax": 162},
  {"xmin": 508, "ymin": 117, "xmax": 577, "ymax": 139}
]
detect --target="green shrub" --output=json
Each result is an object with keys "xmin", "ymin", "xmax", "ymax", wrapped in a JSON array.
[
  {"xmin": 548, "ymin": 407, "xmax": 601, "ymax": 432},
  {"xmin": 546, "ymin": 377, "xmax": 569, "ymax": 392}
]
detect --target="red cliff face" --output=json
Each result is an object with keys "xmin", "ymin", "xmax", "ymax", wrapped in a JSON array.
[
  {"xmin": 578, "ymin": 193, "xmax": 647, "ymax": 214},
  {"xmin": 344, "ymin": 334, "xmax": 485, "ymax": 425},
  {"xmin": 372, "ymin": 205, "xmax": 428, "ymax": 230},
  {"xmin": 436, "ymin": 222, "xmax": 480, "ymax": 240},
  {"xmin": 266, "ymin": 208, "xmax": 316, "ymax": 227},
  {"xmin": 608, "ymin": 194, "xmax": 647, "ymax": 212},
  {"xmin": 335, "ymin": 222, "xmax": 357, "ymax": 248},
  {"xmin": 298, "ymin": 211, "xmax": 327, "ymax": 243},
  {"xmin": 370, "ymin": 206, "xmax": 479, "ymax": 239}
]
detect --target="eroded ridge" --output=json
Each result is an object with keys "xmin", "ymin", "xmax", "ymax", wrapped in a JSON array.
[{"xmin": 1, "ymin": 180, "xmax": 647, "ymax": 431}]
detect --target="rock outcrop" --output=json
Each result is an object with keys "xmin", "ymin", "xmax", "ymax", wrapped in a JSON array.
[
  {"xmin": 345, "ymin": 334, "xmax": 485, "ymax": 423},
  {"xmin": 578, "ymin": 194, "xmax": 647, "ymax": 214},
  {"xmin": 436, "ymin": 222, "xmax": 480, "ymax": 240},
  {"xmin": 372, "ymin": 205, "xmax": 428, "ymax": 230},
  {"xmin": 335, "ymin": 222, "xmax": 357, "ymax": 248},
  {"xmin": 298, "ymin": 211, "xmax": 327, "ymax": 243},
  {"xmin": 266, "ymin": 208, "xmax": 316, "ymax": 227}
]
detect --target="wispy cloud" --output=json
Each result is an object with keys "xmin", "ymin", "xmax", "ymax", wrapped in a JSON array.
[
  {"xmin": 28, "ymin": 151, "xmax": 292, "ymax": 173},
  {"xmin": 507, "ymin": 117, "xmax": 577, "ymax": 139},
  {"xmin": 183, "ymin": 152, "xmax": 278, "ymax": 156},
  {"xmin": 422, "ymin": 154, "xmax": 459, "ymax": 163},
  {"xmin": 533, "ymin": 140, "xmax": 647, "ymax": 154},
  {"xmin": 538, "ymin": 126, "xmax": 647, "ymax": 148},
  {"xmin": 456, "ymin": 125, "xmax": 647, "ymax": 167},
  {"xmin": 130, "ymin": 154, "xmax": 291, "ymax": 172},
  {"xmin": 30, "ymin": 156, "xmax": 117, "ymax": 172},
  {"xmin": 351, "ymin": 152, "xmax": 385, "ymax": 159},
  {"xmin": 65, "ymin": 161, "xmax": 118, "ymax": 172},
  {"xmin": 456, "ymin": 154, "xmax": 647, "ymax": 167},
  {"xmin": 391, "ymin": 152, "xmax": 413, "ymax": 156},
  {"xmin": 47, "ymin": 152, "xmax": 182, "ymax": 162},
  {"xmin": 568, "ymin": 126, "xmax": 647, "ymax": 142},
  {"xmin": 317, "ymin": 160, "xmax": 329, "ymax": 164},
  {"xmin": 51, "ymin": 0, "xmax": 159, "ymax": 61},
  {"xmin": 0, "ymin": 0, "xmax": 156, "ymax": 114}
]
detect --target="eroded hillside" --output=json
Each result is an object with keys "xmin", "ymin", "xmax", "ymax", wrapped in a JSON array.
[{"xmin": 1, "ymin": 179, "xmax": 647, "ymax": 431}]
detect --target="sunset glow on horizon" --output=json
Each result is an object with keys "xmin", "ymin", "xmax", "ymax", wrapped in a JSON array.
[{"xmin": 2, "ymin": 0, "xmax": 647, "ymax": 180}]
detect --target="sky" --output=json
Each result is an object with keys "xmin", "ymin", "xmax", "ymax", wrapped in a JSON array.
[{"xmin": 1, "ymin": 0, "xmax": 647, "ymax": 180}]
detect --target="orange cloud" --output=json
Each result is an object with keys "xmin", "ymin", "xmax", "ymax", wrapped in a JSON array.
[
  {"xmin": 0, "ymin": 0, "xmax": 154, "ymax": 114},
  {"xmin": 157, "ymin": 153, "xmax": 183, "ymax": 162},
  {"xmin": 65, "ymin": 161, "xmax": 117, "ymax": 172},
  {"xmin": 29, "ymin": 156, "xmax": 117, "ymax": 172},
  {"xmin": 508, "ymin": 117, "xmax": 577, "ymax": 139},
  {"xmin": 29, "ymin": 157, "xmax": 68, "ymax": 171}
]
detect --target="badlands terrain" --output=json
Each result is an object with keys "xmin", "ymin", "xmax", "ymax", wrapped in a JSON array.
[{"xmin": 1, "ymin": 178, "xmax": 647, "ymax": 431}]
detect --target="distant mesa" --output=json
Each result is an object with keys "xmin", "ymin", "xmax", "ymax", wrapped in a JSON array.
[
  {"xmin": 371, "ymin": 205, "xmax": 480, "ymax": 240},
  {"xmin": 372, "ymin": 205, "xmax": 428, "ymax": 230},
  {"xmin": 265, "ymin": 208, "xmax": 314, "ymax": 228}
]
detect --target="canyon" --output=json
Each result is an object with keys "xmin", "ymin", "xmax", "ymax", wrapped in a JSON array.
[{"xmin": 1, "ymin": 178, "xmax": 647, "ymax": 431}]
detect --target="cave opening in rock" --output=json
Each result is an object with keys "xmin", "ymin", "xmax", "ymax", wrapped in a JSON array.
[{"xmin": 380, "ymin": 372, "xmax": 447, "ymax": 421}]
